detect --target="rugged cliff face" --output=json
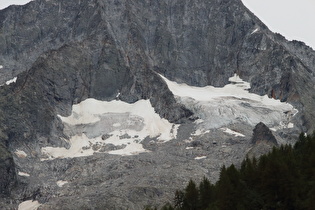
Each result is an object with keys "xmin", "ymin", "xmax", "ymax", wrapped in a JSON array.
[{"xmin": 0, "ymin": 0, "xmax": 314, "ymax": 208}]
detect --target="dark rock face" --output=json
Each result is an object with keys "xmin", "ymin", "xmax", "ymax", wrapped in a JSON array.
[
  {"xmin": 248, "ymin": 122, "xmax": 278, "ymax": 158},
  {"xmin": 251, "ymin": 122, "xmax": 278, "ymax": 145},
  {"xmin": 0, "ymin": 0, "xmax": 314, "ymax": 130},
  {"xmin": 0, "ymin": 143, "xmax": 16, "ymax": 196},
  {"xmin": 0, "ymin": 0, "xmax": 314, "ymax": 208}
]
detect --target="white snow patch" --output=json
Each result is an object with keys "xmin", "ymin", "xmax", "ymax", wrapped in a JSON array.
[
  {"xmin": 18, "ymin": 172, "xmax": 30, "ymax": 177},
  {"xmin": 15, "ymin": 150, "xmax": 27, "ymax": 158},
  {"xmin": 195, "ymin": 119, "xmax": 204, "ymax": 124},
  {"xmin": 271, "ymin": 120, "xmax": 296, "ymax": 131},
  {"xmin": 287, "ymin": 123, "xmax": 294, "ymax": 128},
  {"xmin": 192, "ymin": 129, "xmax": 210, "ymax": 136},
  {"xmin": 251, "ymin": 28, "xmax": 260, "ymax": 34},
  {"xmin": 42, "ymin": 99, "xmax": 178, "ymax": 159},
  {"xmin": 192, "ymin": 129, "xmax": 203, "ymax": 136},
  {"xmin": 186, "ymin": 147, "xmax": 194, "ymax": 150},
  {"xmin": 1, "ymin": 77, "xmax": 17, "ymax": 86},
  {"xmin": 161, "ymin": 73, "xmax": 295, "ymax": 108},
  {"xmin": 220, "ymin": 128, "xmax": 245, "ymax": 137},
  {"xmin": 113, "ymin": 123, "xmax": 121, "ymax": 127},
  {"xmin": 160, "ymin": 73, "xmax": 297, "ymax": 131},
  {"xmin": 5, "ymin": 77, "xmax": 17, "ymax": 85},
  {"xmin": 195, "ymin": 156, "xmax": 207, "ymax": 160},
  {"xmin": 0, "ymin": 65, "xmax": 3, "ymax": 69},
  {"xmin": 0, "ymin": 0, "xmax": 34, "ymax": 10},
  {"xmin": 184, "ymin": 138, "xmax": 193, "ymax": 143},
  {"xmin": 56, "ymin": 180, "xmax": 68, "ymax": 187},
  {"xmin": 41, "ymin": 134, "xmax": 96, "ymax": 160},
  {"xmin": 18, "ymin": 200, "xmax": 41, "ymax": 210}
]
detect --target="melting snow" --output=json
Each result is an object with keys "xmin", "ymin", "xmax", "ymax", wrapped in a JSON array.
[
  {"xmin": 18, "ymin": 200, "xmax": 41, "ymax": 210},
  {"xmin": 271, "ymin": 121, "xmax": 295, "ymax": 131},
  {"xmin": 160, "ymin": 73, "xmax": 289, "ymax": 107},
  {"xmin": 288, "ymin": 123, "xmax": 294, "ymax": 128},
  {"xmin": 0, "ymin": 0, "xmax": 34, "ymax": 10},
  {"xmin": 195, "ymin": 156, "xmax": 207, "ymax": 160},
  {"xmin": 18, "ymin": 172, "xmax": 30, "ymax": 177},
  {"xmin": 220, "ymin": 128, "xmax": 245, "ymax": 137},
  {"xmin": 6, "ymin": 77, "xmax": 17, "ymax": 85},
  {"xmin": 113, "ymin": 123, "xmax": 121, "ymax": 127},
  {"xmin": 41, "ymin": 99, "xmax": 178, "ymax": 159},
  {"xmin": 0, "ymin": 77, "xmax": 17, "ymax": 86},
  {"xmin": 251, "ymin": 28, "xmax": 260, "ymax": 34},
  {"xmin": 15, "ymin": 150, "xmax": 27, "ymax": 158},
  {"xmin": 160, "ymin": 73, "xmax": 297, "ymax": 131},
  {"xmin": 195, "ymin": 119, "xmax": 204, "ymax": 124},
  {"xmin": 57, "ymin": 180, "xmax": 68, "ymax": 187},
  {"xmin": 192, "ymin": 129, "xmax": 210, "ymax": 136}
]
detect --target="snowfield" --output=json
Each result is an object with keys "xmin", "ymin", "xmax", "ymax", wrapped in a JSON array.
[
  {"xmin": 41, "ymin": 73, "xmax": 297, "ymax": 160},
  {"xmin": 41, "ymin": 99, "xmax": 178, "ymax": 159},
  {"xmin": 0, "ymin": 0, "xmax": 33, "ymax": 10},
  {"xmin": 160, "ymin": 73, "xmax": 297, "ymax": 132},
  {"xmin": 18, "ymin": 200, "xmax": 41, "ymax": 210}
]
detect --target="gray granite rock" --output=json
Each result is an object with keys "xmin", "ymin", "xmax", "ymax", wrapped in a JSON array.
[{"xmin": 0, "ymin": 0, "xmax": 313, "ymax": 208}]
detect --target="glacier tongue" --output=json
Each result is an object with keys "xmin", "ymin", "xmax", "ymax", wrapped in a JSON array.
[{"xmin": 160, "ymin": 73, "xmax": 297, "ymax": 131}]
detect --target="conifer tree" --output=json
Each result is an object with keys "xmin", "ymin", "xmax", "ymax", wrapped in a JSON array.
[
  {"xmin": 182, "ymin": 179, "xmax": 199, "ymax": 210},
  {"xmin": 198, "ymin": 177, "xmax": 213, "ymax": 209}
]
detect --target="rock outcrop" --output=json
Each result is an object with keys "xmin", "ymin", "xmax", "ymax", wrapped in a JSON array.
[
  {"xmin": 0, "ymin": 0, "xmax": 314, "ymax": 208},
  {"xmin": 248, "ymin": 122, "xmax": 278, "ymax": 158},
  {"xmin": 251, "ymin": 122, "xmax": 278, "ymax": 145},
  {"xmin": 0, "ymin": 142, "xmax": 16, "ymax": 196}
]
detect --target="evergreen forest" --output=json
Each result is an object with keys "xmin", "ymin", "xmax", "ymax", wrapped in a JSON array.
[{"xmin": 146, "ymin": 133, "xmax": 315, "ymax": 210}]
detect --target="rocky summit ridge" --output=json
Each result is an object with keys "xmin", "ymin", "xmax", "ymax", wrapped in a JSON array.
[{"xmin": 0, "ymin": 0, "xmax": 314, "ymax": 209}]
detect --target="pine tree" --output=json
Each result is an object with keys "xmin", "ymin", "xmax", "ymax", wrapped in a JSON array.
[
  {"xmin": 182, "ymin": 179, "xmax": 199, "ymax": 210},
  {"xmin": 198, "ymin": 177, "xmax": 214, "ymax": 209},
  {"xmin": 158, "ymin": 132, "xmax": 315, "ymax": 210}
]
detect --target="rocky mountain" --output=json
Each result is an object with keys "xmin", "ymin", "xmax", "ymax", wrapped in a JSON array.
[{"xmin": 0, "ymin": 0, "xmax": 314, "ymax": 209}]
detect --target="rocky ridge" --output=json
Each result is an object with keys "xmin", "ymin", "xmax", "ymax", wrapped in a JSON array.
[{"xmin": 0, "ymin": 0, "xmax": 314, "ymax": 209}]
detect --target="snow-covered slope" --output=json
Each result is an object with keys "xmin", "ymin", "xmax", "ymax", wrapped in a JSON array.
[
  {"xmin": 0, "ymin": 0, "xmax": 33, "ymax": 10},
  {"xmin": 160, "ymin": 73, "xmax": 297, "ymax": 134},
  {"xmin": 41, "ymin": 99, "xmax": 178, "ymax": 159},
  {"xmin": 41, "ymin": 74, "xmax": 297, "ymax": 160}
]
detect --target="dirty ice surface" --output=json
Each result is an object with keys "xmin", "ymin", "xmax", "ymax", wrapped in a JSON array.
[
  {"xmin": 56, "ymin": 180, "xmax": 68, "ymax": 187},
  {"xmin": 220, "ymin": 127, "xmax": 245, "ymax": 137},
  {"xmin": 41, "ymin": 99, "xmax": 178, "ymax": 160},
  {"xmin": 18, "ymin": 200, "xmax": 41, "ymax": 210},
  {"xmin": 15, "ymin": 149, "xmax": 27, "ymax": 158},
  {"xmin": 160, "ymin": 73, "xmax": 297, "ymax": 132}
]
